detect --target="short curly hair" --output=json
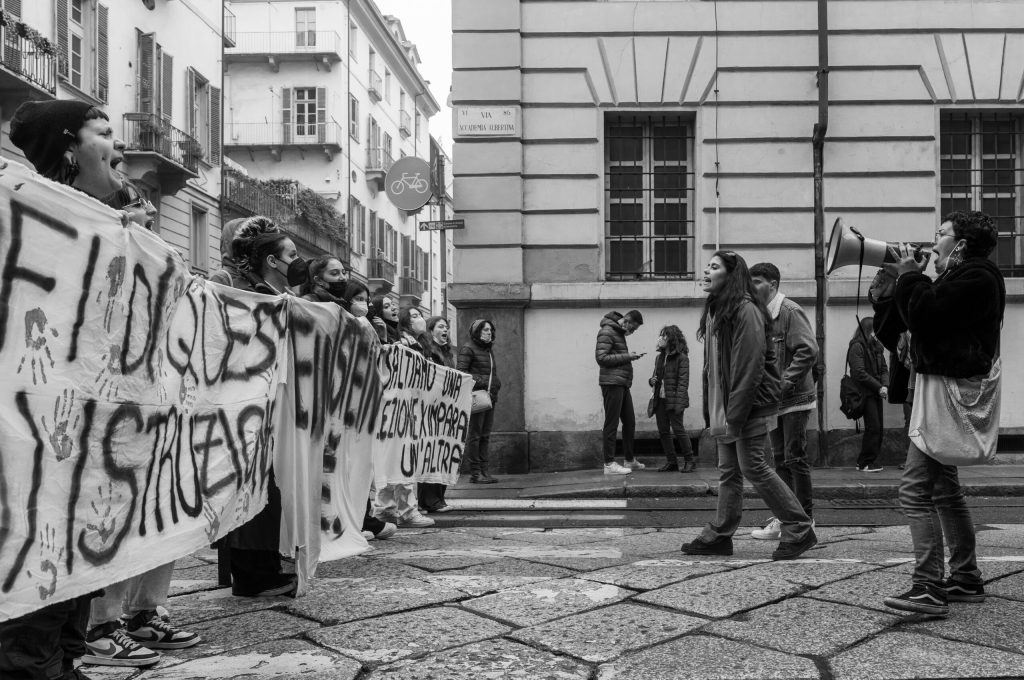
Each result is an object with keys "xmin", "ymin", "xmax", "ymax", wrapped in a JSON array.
[{"xmin": 944, "ymin": 210, "xmax": 997, "ymax": 259}]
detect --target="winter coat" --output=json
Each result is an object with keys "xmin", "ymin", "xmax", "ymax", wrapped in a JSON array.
[
  {"xmin": 847, "ymin": 332, "xmax": 889, "ymax": 397},
  {"xmin": 458, "ymin": 338, "xmax": 501, "ymax": 401},
  {"xmin": 769, "ymin": 296, "xmax": 818, "ymax": 411},
  {"xmin": 398, "ymin": 330, "xmax": 429, "ymax": 359},
  {"xmin": 651, "ymin": 350, "xmax": 690, "ymax": 413},
  {"xmin": 595, "ymin": 311, "xmax": 634, "ymax": 388},
  {"xmin": 300, "ymin": 287, "xmax": 343, "ymax": 306},
  {"xmin": 702, "ymin": 297, "xmax": 782, "ymax": 434},
  {"xmin": 873, "ymin": 257, "xmax": 1005, "ymax": 379},
  {"xmin": 429, "ymin": 341, "xmax": 457, "ymax": 369}
]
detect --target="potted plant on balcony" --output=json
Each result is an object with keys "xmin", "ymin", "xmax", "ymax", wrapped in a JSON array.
[{"xmin": 180, "ymin": 138, "xmax": 204, "ymax": 168}]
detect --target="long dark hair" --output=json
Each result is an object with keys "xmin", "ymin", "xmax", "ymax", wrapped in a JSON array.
[
  {"xmin": 697, "ymin": 250, "xmax": 771, "ymax": 343},
  {"xmin": 339, "ymin": 280, "xmax": 369, "ymax": 313},
  {"xmin": 659, "ymin": 324, "xmax": 688, "ymax": 356},
  {"xmin": 301, "ymin": 256, "xmax": 343, "ymax": 297}
]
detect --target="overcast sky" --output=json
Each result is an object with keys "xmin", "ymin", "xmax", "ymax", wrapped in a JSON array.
[{"xmin": 373, "ymin": 0, "xmax": 453, "ymax": 154}]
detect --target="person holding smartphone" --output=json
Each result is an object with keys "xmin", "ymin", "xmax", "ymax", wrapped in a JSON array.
[{"xmin": 595, "ymin": 310, "xmax": 646, "ymax": 475}]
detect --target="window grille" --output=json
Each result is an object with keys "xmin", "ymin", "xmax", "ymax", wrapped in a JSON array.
[{"xmin": 605, "ymin": 114, "xmax": 695, "ymax": 280}]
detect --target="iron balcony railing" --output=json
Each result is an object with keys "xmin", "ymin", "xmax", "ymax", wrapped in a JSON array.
[
  {"xmin": 227, "ymin": 31, "xmax": 342, "ymax": 57},
  {"xmin": 223, "ymin": 5, "xmax": 237, "ymax": 47},
  {"xmin": 226, "ymin": 120, "xmax": 343, "ymax": 147},
  {"xmin": 122, "ymin": 113, "xmax": 201, "ymax": 174},
  {"xmin": 223, "ymin": 168, "xmax": 295, "ymax": 223},
  {"xmin": 366, "ymin": 147, "xmax": 394, "ymax": 173},
  {"xmin": 399, "ymin": 276, "xmax": 423, "ymax": 297},
  {"xmin": 0, "ymin": 21, "xmax": 58, "ymax": 95},
  {"xmin": 368, "ymin": 71, "xmax": 382, "ymax": 102},
  {"xmin": 399, "ymin": 110, "xmax": 412, "ymax": 138},
  {"xmin": 368, "ymin": 258, "xmax": 396, "ymax": 284}
]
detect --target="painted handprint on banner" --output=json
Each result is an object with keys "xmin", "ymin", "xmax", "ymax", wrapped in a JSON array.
[
  {"xmin": 25, "ymin": 524, "xmax": 65, "ymax": 601},
  {"xmin": 17, "ymin": 308, "xmax": 58, "ymax": 385},
  {"xmin": 40, "ymin": 389, "xmax": 79, "ymax": 461},
  {"xmin": 95, "ymin": 344, "xmax": 124, "ymax": 401},
  {"xmin": 96, "ymin": 256, "xmax": 126, "ymax": 332},
  {"xmin": 80, "ymin": 481, "xmax": 123, "ymax": 557},
  {"xmin": 201, "ymin": 501, "xmax": 222, "ymax": 543}
]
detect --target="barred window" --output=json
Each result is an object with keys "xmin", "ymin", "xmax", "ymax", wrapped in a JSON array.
[
  {"xmin": 940, "ymin": 111, "xmax": 1023, "ymax": 276},
  {"xmin": 605, "ymin": 114, "xmax": 695, "ymax": 280}
]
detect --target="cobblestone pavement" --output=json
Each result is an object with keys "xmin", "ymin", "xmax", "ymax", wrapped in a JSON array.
[{"xmin": 84, "ymin": 524, "xmax": 1024, "ymax": 679}]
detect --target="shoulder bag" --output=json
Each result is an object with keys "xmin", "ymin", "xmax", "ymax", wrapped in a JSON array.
[{"xmin": 471, "ymin": 352, "xmax": 494, "ymax": 414}]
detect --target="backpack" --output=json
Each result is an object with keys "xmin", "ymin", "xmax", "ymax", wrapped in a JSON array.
[{"xmin": 839, "ymin": 374, "xmax": 865, "ymax": 420}]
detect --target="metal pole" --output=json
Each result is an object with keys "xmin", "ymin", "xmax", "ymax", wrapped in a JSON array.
[{"xmin": 812, "ymin": 0, "xmax": 830, "ymax": 466}]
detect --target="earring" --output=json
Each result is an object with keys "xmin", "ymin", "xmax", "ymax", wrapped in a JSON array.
[
  {"xmin": 61, "ymin": 156, "xmax": 80, "ymax": 185},
  {"xmin": 948, "ymin": 243, "xmax": 965, "ymax": 270}
]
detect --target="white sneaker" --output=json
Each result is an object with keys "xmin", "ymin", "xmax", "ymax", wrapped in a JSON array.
[
  {"xmin": 400, "ymin": 510, "xmax": 435, "ymax": 527},
  {"xmin": 375, "ymin": 522, "xmax": 398, "ymax": 539},
  {"xmin": 624, "ymin": 459, "xmax": 646, "ymax": 470},
  {"xmin": 751, "ymin": 517, "xmax": 782, "ymax": 541},
  {"xmin": 604, "ymin": 462, "xmax": 632, "ymax": 475}
]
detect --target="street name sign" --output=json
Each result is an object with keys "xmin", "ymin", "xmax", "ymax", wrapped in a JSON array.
[
  {"xmin": 455, "ymin": 106, "xmax": 520, "ymax": 137},
  {"xmin": 419, "ymin": 219, "xmax": 466, "ymax": 231}
]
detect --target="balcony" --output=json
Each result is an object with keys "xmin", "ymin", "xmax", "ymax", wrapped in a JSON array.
[
  {"xmin": 223, "ymin": 168, "xmax": 294, "ymax": 223},
  {"xmin": 225, "ymin": 31, "xmax": 342, "ymax": 72},
  {"xmin": 225, "ymin": 120, "xmax": 344, "ymax": 161},
  {"xmin": 223, "ymin": 5, "xmax": 236, "ymax": 48},
  {"xmin": 367, "ymin": 257, "xmax": 396, "ymax": 289},
  {"xmin": 368, "ymin": 71, "xmax": 382, "ymax": 102},
  {"xmin": 122, "ymin": 113, "xmax": 199, "ymax": 193},
  {"xmin": 0, "ymin": 20, "xmax": 58, "ymax": 106},
  {"xmin": 399, "ymin": 110, "xmax": 412, "ymax": 138},
  {"xmin": 365, "ymin": 147, "xmax": 393, "ymax": 190},
  {"xmin": 399, "ymin": 275, "xmax": 423, "ymax": 305}
]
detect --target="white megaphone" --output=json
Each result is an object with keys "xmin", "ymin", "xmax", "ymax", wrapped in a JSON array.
[{"xmin": 826, "ymin": 217, "xmax": 930, "ymax": 274}]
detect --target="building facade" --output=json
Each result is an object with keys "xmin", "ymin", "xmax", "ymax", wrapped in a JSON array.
[
  {"xmin": 224, "ymin": 0, "xmax": 450, "ymax": 314},
  {"xmin": 0, "ymin": 0, "xmax": 225, "ymax": 273},
  {"xmin": 450, "ymin": 0, "xmax": 1024, "ymax": 471}
]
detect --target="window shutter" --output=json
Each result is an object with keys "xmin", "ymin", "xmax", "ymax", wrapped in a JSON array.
[
  {"xmin": 56, "ymin": 0, "xmax": 69, "ymax": 78},
  {"xmin": 5, "ymin": 0, "xmax": 22, "ymax": 16},
  {"xmin": 4, "ymin": 0, "xmax": 22, "ymax": 71},
  {"xmin": 186, "ymin": 68, "xmax": 196, "ymax": 137},
  {"xmin": 210, "ymin": 85, "xmax": 222, "ymax": 165},
  {"xmin": 316, "ymin": 87, "xmax": 326, "ymax": 143},
  {"xmin": 97, "ymin": 4, "xmax": 108, "ymax": 101},
  {"xmin": 161, "ymin": 52, "xmax": 173, "ymax": 121},
  {"xmin": 138, "ymin": 32, "xmax": 154, "ymax": 113},
  {"xmin": 281, "ymin": 87, "xmax": 292, "ymax": 144}
]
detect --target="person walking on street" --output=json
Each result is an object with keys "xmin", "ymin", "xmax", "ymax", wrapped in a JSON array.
[
  {"xmin": 749, "ymin": 262, "xmax": 819, "ymax": 539},
  {"xmin": 847, "ymin": 316, "xmax": 889, "ymax": 473},
  {"xmin": 648, "ymin": 325, "xmax": 696, "ymax": 472},
  {"xmin": 459, "ymin": 319, "xmax": 502, "ymax": 484},
  {"xmin": 596, "ymin": 310, "xmax": 646, "ymax": 475},
  {"xmin": 681, "ymin": 251, "xmax": 816, "ymax": 561},
  {"xmin": 873, "ymin": 210, "xmax": 1004, "ymax": 618}
]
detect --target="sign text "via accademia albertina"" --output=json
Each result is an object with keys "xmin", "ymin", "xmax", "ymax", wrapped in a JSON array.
[{"xmin": 455, "ymin": 106, "xmax": 520, "ymax": 137}]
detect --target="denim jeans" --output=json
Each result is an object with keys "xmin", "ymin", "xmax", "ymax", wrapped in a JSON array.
[
  {"xmin": 770, "ymin": 410, "xmax": 813, "ymax": 517},
  {"xmin": 90, "ymin": 562, "xmax": 175, "ymax": 626},
  {"xmin": 0, "ymin": 594, "xmax": 92, "ymax": 679},
  {"xmin": 601, "ymin": 385, "xmax": 635, "ymax": 464},
  {"xmin": 654, "ymin": 398, "xmax": 693, "ymax": 464},
  {"xmin": 465, "ymin": 406, "xmax": 496, "ymax": 475},
  {"xmin": 899, "ymin": 442, "xmax": 982, "ymax": 588},
  {"xmin": 700, "ymin": 432, "xmax": 812, "ymax": 543}
]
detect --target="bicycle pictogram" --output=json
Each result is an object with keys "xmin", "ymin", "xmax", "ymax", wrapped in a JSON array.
[{"xmin": 390, "ymin": 172, "xmax": 429, "ymax": 195}]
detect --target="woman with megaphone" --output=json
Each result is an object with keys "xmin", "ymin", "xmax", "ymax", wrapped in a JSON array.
[{"xmin": 870, "ymin": 211, "xmax": 1005, "ymax": 619}]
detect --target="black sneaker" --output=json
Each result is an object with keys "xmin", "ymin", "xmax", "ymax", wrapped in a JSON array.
[
  {"xmin": 884, "ymin": 584, "xmax": 949, "ymax": 616},
  {"xmin": 942, "ymin": 579, "xmax": 985, "ymax": 603},
  {"xmin": 771, "ymin": 529, "xmax": 818, "ymax": 560},
  {"xmin": 232, "ymin": 574, "xmax": 297, "ymax": 598},
  {"xmin": 681, "ymin": 536, "xmax": 733, "ymax": 556}
]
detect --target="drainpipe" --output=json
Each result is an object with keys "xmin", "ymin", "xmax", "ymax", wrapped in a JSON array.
[{"xmin": 812, "ymin": 0, "xmax": 829, "ymax": 466}]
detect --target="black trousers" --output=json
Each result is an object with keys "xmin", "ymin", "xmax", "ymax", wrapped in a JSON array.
[
  {"xmin": 601, "ymin": 385, "xmax": 635, "ymax": 464},
  {"xmin": 0, "ymin": 594, "xmax": 93, "ymax": 680},
  {"xmin": 858, "ymin": 395, "xmax": 884, "ymax": 467},
  {"xmin": 418, "ymin": 483, "xmax": 447, "ymax": 511},
  {"xmin": 654, "ymin": 397, "xmax": 693, "ymax": 464}
]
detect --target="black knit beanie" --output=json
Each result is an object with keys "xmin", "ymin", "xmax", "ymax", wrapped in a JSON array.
[{"xmin": 10, "ymin": 100, "xmax": 94, "ymax": 179}]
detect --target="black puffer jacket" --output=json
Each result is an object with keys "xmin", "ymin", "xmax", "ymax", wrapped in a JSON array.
[
  {"xmin": 595, "ymin": 311, "xmax": 633, "ymax": 387},
  {"xmin": 873, "ymin": 257, "xmax": 1005, "ymax": 379},
  {"xmin": 458, "ymin": 339, "xmax": 501, "ymax": 401},
  {"xmin": 651, "ymin": 350, "xmax": 689, "ymax": 413}
]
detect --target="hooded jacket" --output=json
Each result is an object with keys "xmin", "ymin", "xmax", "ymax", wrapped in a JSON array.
[
  {"xmin": 873, "ymin": 257, "xmax": 1005, "ymax": 379},
  {"xmin": 595, "ymin": 311, "xmax": 634, "ymax": 387},
  {"xmin": 847, "ymin": 330, "xmax": 889, "ymax": 397}
]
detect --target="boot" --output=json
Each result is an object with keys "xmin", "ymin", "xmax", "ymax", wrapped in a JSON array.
[{"xmin": 680, "ymin": 459, "xmax": 697, "ymax": 473}]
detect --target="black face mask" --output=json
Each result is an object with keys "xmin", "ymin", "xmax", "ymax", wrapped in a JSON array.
[
  {"xmin": 325, "ymin": 280, "xmax": 347, "ymax": 297},
  {"xmin": 286, "ymin": 257, "xmax": 308, "ymax": 287}
]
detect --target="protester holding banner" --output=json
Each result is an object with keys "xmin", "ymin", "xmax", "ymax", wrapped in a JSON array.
[
  {"xmin": 370, "ymin": 294, "xmax": 401, "ymax": 344},
  {"xmin": 397, "ymin": 305, "xmax": 430, "ymax": 356},
  {"xmin": 0, "ymin": 98, "xmax": 136, "ymax": 680},
  {"xmin": 419, "ymin": 316, "xmax": 457, "ymax": 513},
  {"xmin": 207, "ymin": 218, "xmax": 246, "ymax": 286},
  {"xmin": 300, "ymin": 257, "xmax": 349, "ymax": 304},
  {"xmin": 459, "ymin": 319, "xmax": 502, "ymax": 484}
]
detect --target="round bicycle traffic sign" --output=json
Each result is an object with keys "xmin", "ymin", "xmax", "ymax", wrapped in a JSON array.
[{"xmin": 384, "ymin": 156, "xmax": 432, "ymax": 210}]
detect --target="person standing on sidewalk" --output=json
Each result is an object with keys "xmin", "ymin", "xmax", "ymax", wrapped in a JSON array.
[
  {"xmin": 648, "ymin": 325, "xmax": 696, "ymax": 472},
  {"xmin": 873, "ymin": 211, "xmax": 1004, "ymax": 618},
  {"xmin": 847, "ymin": 316, "xmax": 889, "ymax": 473},
  {"xmin": 749, "ymin": 263, "xmax": 819, "ymax": 540},
  {"xmin": 459, "ymin": 319, "xmax": 502, "ymax": 484},
  {"xmin": 681, "ymin": 251, "xmax": 816, "ymax": 561},
  {"xmin": 596, "ymin": 310, "xmax": 646, "ymax": 475}
]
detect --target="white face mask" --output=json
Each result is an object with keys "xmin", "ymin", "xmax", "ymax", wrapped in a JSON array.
[
  {"xmin": 350, "ymin": 301, "xmax": 369, "ymax": 318},
  {"xmin": 411, "ymin": 317, "xmax": 427, "ymax": 334}
]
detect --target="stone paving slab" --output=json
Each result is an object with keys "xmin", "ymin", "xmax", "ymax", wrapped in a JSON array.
[
  {"xmin": 729, "ymin": 558, "xmax": 884, "ymax": 588},
  {"xmin": 168, "ymin": 564, "xmax": 220, "ymax": 597},
  {"xmin": 412, "ymin": 558, "xmax": 576, "ymax": 595},
  {"xmin": 969, "ymin": 525, "xmax": 1024, "ymax": 548},
  {"xmin": 598, "ymin": 530, "xmax": 702, "ymax": 558},
  {"xmin": 316, "ymin": 556, "xmax": 429, "ymax": 580},
  {"xmin": 635, "ymin": 569, "xmax": 807, "ymax": 618},
  {"xmin": 795, "ymin": 539, "xmax": 914, "ymax": 562},
  {"xmin": 283, "ymin": 576, "xmax": 466, "ymax": 625},
  {"xmin": 171, "ymin": 555, "xmax": 211, "ymax": 570},
  {"xmin": 166, "ymin": 587, "xmax": 287, "ymax": 626},
  {"xmin": 987, "ymin": 570, "xmax": 1024, "ymax": 601},
  {"xmin": 461, "ymin": 577, "xmax": 635, "ymax": 626},
  {"xmin": 79, "ymin": 668, "xmax": 135, "ymax": 680},
  {"xmin": 579, "ymin": 558, "xmax": 736, "ymax": 590},
  {"xmin": 510, "ymin": 602, "xmax": 706, "ymax": 662},
  {"xmin": 829, "ymin": 631, "xmax": 1024, "ymax": 679},
  {"xmin": 136, "ymin": 639, "xmax": 361, "ymax": 679},
  {"xmin": 370, "ymin": 552, "xmax": 505, "ymax": 572},
  {"xmin": 514, "ymin": 551, "xmax": 637, "ymax": 571},
  {"xmin": 309, "ymin": 606, "xmax": 511, "ymax": 664},
  {"xmin": 705, "ymin": 597, "xmax": 901, "ymax": 656},
  {"xmin": 366, "ymin": 638, "xmax": 591, "ymax": 679},
  {"xmin": 804, "ymin": 569, "xmax": 918, "ymax": 616},
  {"xmin": 597, "ymin": 634, "xmax": 821, "ymax": 679},
  {"xmin": 883, "ymin": 556, "xmax": 1024, "ymax": 581},
  {"xmin": 907, "ymin": 597, "xmax": 1024, "ymax": 654},
  {"xmin": 474, "ymin": 527, "xmax": 656, "ymax": 546}
]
